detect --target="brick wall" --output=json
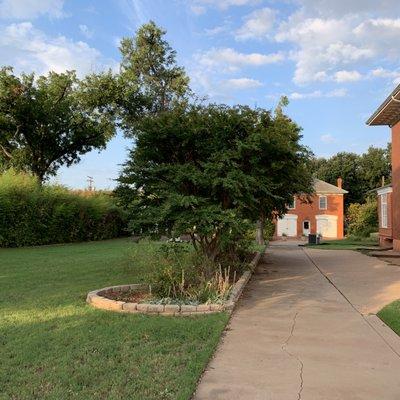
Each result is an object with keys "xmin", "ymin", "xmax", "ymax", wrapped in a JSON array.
[
  {"xmin": 275, "ymin": 193, "xmax": 345, "ymax": 239},
  {"xmin": 391, "ymin": 122, "xmax": 400, "ymax": 250}
]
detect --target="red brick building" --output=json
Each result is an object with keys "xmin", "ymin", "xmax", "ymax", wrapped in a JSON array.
[
  {"xmin": 274, "ymin": 178, "xmax": 347, "ymax": 239},
  {"xmin": 367, "ymin": 84, "xmax": 400, "ymax": 250}
]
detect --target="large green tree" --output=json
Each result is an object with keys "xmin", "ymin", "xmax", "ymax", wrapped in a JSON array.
[
  {"xmin": 0, "ymin": 67, "xmax": 116, "ymax": 182},
  {"xmin": 116, "ymin": 102, "xmax": 313, "ymax": 260}
]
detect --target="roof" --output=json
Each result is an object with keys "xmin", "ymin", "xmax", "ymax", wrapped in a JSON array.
[
  {"xmin": 313, "ymin": 178, "xmax": 348, "ymax": 194},
  {"xmin": 370, "ymin": 184, "xmax": 392, "ymax": 194},
  {"xmin": 366, "ymin": 84, "xmax": 400, "ymax": 126}
]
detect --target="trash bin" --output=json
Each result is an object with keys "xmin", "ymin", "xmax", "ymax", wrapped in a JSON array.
[{"xmin": 308, "ymin": 234, "xmax": 317, "ymax": 244}]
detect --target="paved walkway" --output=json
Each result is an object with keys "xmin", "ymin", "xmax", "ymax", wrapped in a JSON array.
[{"xmin": 194, "ymin": 242, "xmax": 400, "ymax": 400}]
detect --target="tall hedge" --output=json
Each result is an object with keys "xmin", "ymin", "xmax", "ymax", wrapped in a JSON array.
[
  {"xmin": 346, "ymin": 197, "xmax": 378, "ymax": 237},
  {"xmin": 0, "ymin": 170, "xmax": 127, "ymax": 247}
]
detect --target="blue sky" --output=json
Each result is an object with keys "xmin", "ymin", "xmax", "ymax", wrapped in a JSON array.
[{"xmin": 1, "ymin": 0, "xmax": 400, "ymax": 189}]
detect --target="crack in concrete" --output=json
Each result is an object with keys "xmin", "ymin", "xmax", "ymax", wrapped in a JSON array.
[{"xmin": 282, "ymin": 312, "xmax": 304, "ymax": 400}]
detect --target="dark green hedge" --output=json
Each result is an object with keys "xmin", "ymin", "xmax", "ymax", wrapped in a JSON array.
[{"xmin": 0, "ymin": 170, "xmax": 127, "ymax": 247}]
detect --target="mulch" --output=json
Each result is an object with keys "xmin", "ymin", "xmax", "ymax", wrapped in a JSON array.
[{"xmin": 102, "ymin": 289, "xmax": 151, "ymax": 303}]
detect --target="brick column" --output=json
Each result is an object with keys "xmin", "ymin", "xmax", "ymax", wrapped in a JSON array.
[{"xmin": 392, "ymin": 122, "xmax": 400, "ymax": 250}]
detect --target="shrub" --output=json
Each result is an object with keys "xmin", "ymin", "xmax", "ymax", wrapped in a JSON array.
[
  {"xmin": 0, "ymin": 170, "xmax": 127, "ymax": 247},
  {"xmin": 147, "ymin": 241, "xmax": 240, "ymax": 304},
  {"xmin": 151, "ymin": 262, "xmax": 234, "ymax": 304},
  {"xmin": 347, "ymin": 197, "xmax": 378, "ymax": 237}
]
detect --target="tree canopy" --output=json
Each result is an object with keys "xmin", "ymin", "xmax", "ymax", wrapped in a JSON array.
[
  {"xmin": 0, "ymin": 67, "xmax": 116, "ymax": 182},
  {"xmin": 312, "ymin": 145, "xmax": 391, "ymax": 206},
  {"xmin": 117, "ymin": 21, "xmax": 190, "ymax": 134},
  {"xmin": 116, "ymin": 101, "xmax": 313, "ymax": 260}
]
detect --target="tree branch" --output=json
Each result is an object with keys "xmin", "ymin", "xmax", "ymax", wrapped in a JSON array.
[{"xmin": 0, "ymin": 144, "xmax": 13, "ymax": 159}]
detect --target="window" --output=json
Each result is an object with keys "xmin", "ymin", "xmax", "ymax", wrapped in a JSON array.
[
  {"xmin": 288, "ymin": 197, "xmax": 296, "ymax": 209},
  {"xmin": 319, "ymin": 196, "xmax": 327, "ymax": 210},
  {"xmin": 381, "ymin": 193, "xmax": 388, "ymax": 228}
]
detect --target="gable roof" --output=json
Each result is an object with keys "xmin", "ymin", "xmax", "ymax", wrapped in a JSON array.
[
  {"xmin": 314, "ymin": 178, "xmax": 348, "ymax": 194},
  {"xmin": 366, "ymin": 84, "xmax": 400, "ymax": 126}
]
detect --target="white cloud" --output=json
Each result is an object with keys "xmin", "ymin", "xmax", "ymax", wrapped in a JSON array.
[
  {"xmin": 117, "ymin": 0, "xmax": 148, "ymax": 25},
  {"xmin": 322, "ymin": 88, "xmax": 348, "ymax": 97},
  {"xmin": 274, "ymin": 0, "xmax": 400, "ymax": 85},
  {"xmin": 235, "ymin": 7, "xmax": 275, "ymax": 41},
  {"xmin": 0, "ymin": 0, "xmax": 65, "ymax": 19},
  {"xmin": 0, "ymin": 22, "xmax": 116, "ymax": 77},
  {"xmin": 334, "ymin": 70, "xmax": 362, "ymax": 82},
  {"xmin": 276, "ymin": 16, "xmax": 376, "ymax": 84},
  {"xmin": 196, "ymin": 47, "xmax": 284, "ymax": 72},
  {"xmin": 79, "ymin": 24, "xmax": 93, "ymax": 39},
  {"xmin": 190, "ymin": 5, "xmax": 206, "ymax": 15},
  {"xmin": 204, "ymin": 18, "xmax": 232, "ymax": 36},
  {"xmin": 370, "ymin": 67, "xmax": 400, "ymax": 85},
  {"xmin": 205, "ymin": 25, "xmax": 227, "ymax": 36},
  {"xmin": 353, "ymin": 18, "xmax": 400, "ymax": 59},
  {"xmin": 320, "ymin": 134, "xmax": 335, "ymax": 143},
  {"xmin": 223, "ymin": 77, "xmax": 262, "ymax": 89},
  {"xmin": 192, "ymin": 0, "xmax": 260, "ymax": 12},
  {"xmin": 298, "ymin": 0, "xmax": 400, "ymax": 18},
  {"xmin": 289, "ymin": 88, "xmax": 347, "ymax": 99},
  {"xmin": 190, "ymin": 69, "xmax": 262, "ymax": 100}
]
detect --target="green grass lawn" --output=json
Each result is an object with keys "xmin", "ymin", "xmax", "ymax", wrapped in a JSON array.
[
  {"xmin": 378, "ymin": 300, "xmax": 400, "ymax": 336},
  {"xmin": 0, "ymin": 238, "xmax": 229, "ymax": 400},
  {"xmin": 305, "ymin": 237, "xmax": 379, "ymax": 250}
]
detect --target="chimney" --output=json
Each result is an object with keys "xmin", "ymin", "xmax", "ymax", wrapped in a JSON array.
[{"xmin": 337, "ymin": 177, "xmax": 343, "ymax": 189}]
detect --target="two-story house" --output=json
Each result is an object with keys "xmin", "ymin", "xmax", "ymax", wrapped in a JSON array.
[{"xmin": 274, "ymin": 178, "xmax": 347, "ymax": 239}]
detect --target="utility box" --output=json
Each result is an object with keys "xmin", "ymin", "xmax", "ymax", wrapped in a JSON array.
[{"xmin": 308, "ymin": 234, "xmax": 319, "ymax": 244}]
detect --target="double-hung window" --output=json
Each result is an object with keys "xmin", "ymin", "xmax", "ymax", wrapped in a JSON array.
[
  {"xmin": 288, "ymin": 197, "xmax": 296, "ymax": 210},
  {"xmin": 319, "ymin": 195, "xmax": 327, "ymax": 210},
  {"xmin": 381, "ymin": 194, "xmax": 388, "ymax": 228}
]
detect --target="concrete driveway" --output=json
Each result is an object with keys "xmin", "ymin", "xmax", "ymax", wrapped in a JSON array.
[{"xmin": 194, "ymin": 242, "xmax": 400, "ymax": 400}]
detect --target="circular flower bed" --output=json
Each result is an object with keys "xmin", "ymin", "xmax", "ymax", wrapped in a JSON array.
[
  {"xmin": 86, "ymin": 250, "xmax": 264, "ymax": 316},
  {"xmin": 86, "ymin": 283, "xmax": 230, "ymax": 316}
]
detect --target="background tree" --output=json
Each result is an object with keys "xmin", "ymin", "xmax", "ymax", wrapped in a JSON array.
[
  {"xmin": 312, "ymin": 152, "xmax": 363, "ymax": 205},
  {"xmin": 311, "ymin": 144, "xmax": 391, "ymax": 207},
  {"xmin": 116, "ymin": 102, "xmax": 313, "ymax": 261},
  {"xmin": 117, "ymin": 21, "xmax": 190, "ymax": 134},
  {"xmin": 0, "ymin": 67, "xmax": 116, "ymax": 182},
  {"xmin": 360, "ymin": 145, "xmax": 391, "ymax": 189}
]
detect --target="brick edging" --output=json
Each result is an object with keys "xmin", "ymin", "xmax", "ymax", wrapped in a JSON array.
[{"xmin": 86, "ymin": 247, "xmax": 266, "ymax": 316}]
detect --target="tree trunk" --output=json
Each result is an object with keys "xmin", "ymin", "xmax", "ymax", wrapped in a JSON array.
[{"xmin": 256, "ymin": 218, "xmax": 265, "ymax": 245}]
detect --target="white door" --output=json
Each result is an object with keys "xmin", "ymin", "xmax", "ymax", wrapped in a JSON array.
[
  {"xmin": 302, "ymin": 220, "xmax": 310, "ymax": 236},
  {"xmin": 277, "ymin": 215, "xmax": 298, "ymax": 237},
  {"xmin": 316, "ymin": 215, "xmax": 338, "ymax": 238}
]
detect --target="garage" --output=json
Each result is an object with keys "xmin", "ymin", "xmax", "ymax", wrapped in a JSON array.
[
  {"xmin": 316, "ymin": 215, "xmax": 338, "ymax": 238},
  {"xmin": 277, "ymin": 215, "xmax": 298, "ymax": 237}
]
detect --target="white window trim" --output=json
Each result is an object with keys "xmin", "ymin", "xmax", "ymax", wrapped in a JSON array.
[
  {"xmin": 287, "ymin": 196, "xmax": 296, "ymax": 210},
  {"xmin": 319, "ymin": 195, "xmax": 327, "ymax": 210},
  {"xmin": 381, "ymin": 193, "xmax": 388, "ymax": 229}
]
